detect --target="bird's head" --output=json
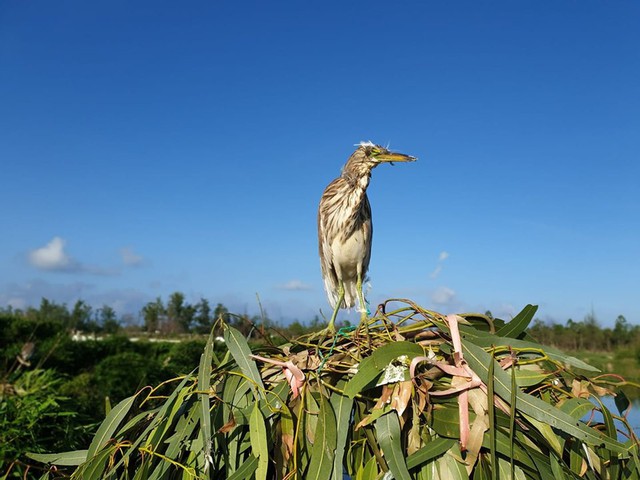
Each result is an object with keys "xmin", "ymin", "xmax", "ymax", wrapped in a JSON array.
[
  {"xmin": 344, "ymin": 141, "xmax": 416, "ymax": 177},
  {"xmin": 360, "ymin": 141, "xmax": 416, "ymax": 164}
]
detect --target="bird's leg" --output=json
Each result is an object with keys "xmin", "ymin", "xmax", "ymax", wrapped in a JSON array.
[
  {"xmin": 357, "ymin": 273, "xmax": 368, "ymax": 323},
  {"xmin": 327, "ymin": 281, "xmax": 345, "ymax": 331}
]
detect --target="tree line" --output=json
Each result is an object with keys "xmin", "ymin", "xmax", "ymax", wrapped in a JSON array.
[
  {"xmin": 2, "ymin": 295, "xmax": 636, "ymax": 352},
  {"xmin": 0, "ymin": 292, "xmax": 325, "ymax": 341},
  {"xmin": 526, "ymin": 312, "xmax": 637, "ymax": 352}
]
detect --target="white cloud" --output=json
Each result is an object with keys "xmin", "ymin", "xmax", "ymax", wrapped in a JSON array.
[
  {"xmin": 431, "ymin": 286, "xmax": 456, "ymax": 305},
  {"xmin": 120, "ymin": 247, "xmax": 144, "ymax": 267},
  {"xmin": 27, "ymin": 236, "xmax": 119, "ymax": 276},
  {"xmin": 430, "ymin": 265, "xmax": 442, "ymax": 279},
  {"xmin": 430, "ymin": 251, "xmax": 450, "ymax": 279},
  {"xmin": 28, "ymin": 236, "xmax": 77, "ymax": 271},
  {"xmin": 278, "ymin": 280, "xmax": 312, "ymax": 291}
]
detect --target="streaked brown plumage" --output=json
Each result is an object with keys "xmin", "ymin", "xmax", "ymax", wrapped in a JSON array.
[{"xmin": 318, "ymin": 142, "xmax": 416, "ymax": 329}]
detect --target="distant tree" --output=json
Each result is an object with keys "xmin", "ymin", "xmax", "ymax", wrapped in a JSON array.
[
  {"xmin": 97, "ymin": 305, "xmax": 120, "ymax": 334},
  {"xmin": 167, "ymin": 292, "xmax": 195, "ymax": 333},
  {"xmin": 71, "ymin": 300, "xmax": 93, "ymax": 331},
  {"xmin": 613, "ymin": 315, "xmax": 630, "ymax": 347},
  {"xmin": 309, "ymin": 315, "xmax": 322, "ymax": 331},
  {"xmin": 529, "ymin": 319, "xmax": 552, "ymax": 345},
  {"xmin": 120, "ymin": 313, "xmax": 138, "ymax": 330},
  {"xmin": 194, "ymin": 298, "xmax": 212, "ymax": 334},
  {"xmin": 583, "ymin": 311, "xmax": 601, "ymax": 350},
  {"xmin": 142, "ymin": 297, "xmax": 165, "ymax": 332},
  {"xmin": 213, "ymin": 303, "xmax": 229, "ymax": 323},
  {"xmin": 288, "ymin": 320, "xmax": 306, "ymax": 337},
  {"xmin": 32, "ymin": 298, "xmax": 71, "ymax": 327}
]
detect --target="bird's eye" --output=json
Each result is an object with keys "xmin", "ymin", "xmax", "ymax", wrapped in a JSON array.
[{"xmin": 371, "ymin": 147, "xmax": 380, "ymax": 155}]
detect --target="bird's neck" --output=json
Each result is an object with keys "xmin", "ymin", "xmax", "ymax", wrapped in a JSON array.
[{"xmin": 342, "ymin": 170, "xmax": 371, "ymax": 202}]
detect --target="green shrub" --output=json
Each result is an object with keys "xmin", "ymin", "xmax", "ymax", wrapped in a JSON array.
[
  {"xmin": 93, "ymin": 352, "xmax": 168, "ymax": 404},
  {"xmin": 163, "ymin": 339, "xmax": 207, "ymax": 375},
  {"xmin": 1, "ymin": 369, "xmax": 88, "ymax": 478}
]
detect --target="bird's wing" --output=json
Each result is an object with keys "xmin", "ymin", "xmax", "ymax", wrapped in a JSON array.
[
  {"xmin": 317, "ymin": 178, "xmax": 343, "ymax": 308},
  {"xmin": 361, "ymin": 194, "xmax": 373, "ymax": 280}
]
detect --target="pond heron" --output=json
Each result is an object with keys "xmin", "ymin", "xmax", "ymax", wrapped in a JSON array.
[{"xmin": 317, "ymin": 142, "xmax": 416, "ymax": 330}]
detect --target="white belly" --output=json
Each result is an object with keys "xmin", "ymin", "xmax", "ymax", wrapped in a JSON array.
[{"xmin": 331, "ymin": 229, "xmax": 366, "ymax": 281}]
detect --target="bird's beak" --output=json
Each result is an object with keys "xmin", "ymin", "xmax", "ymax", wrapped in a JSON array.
[{"xmin": 376, "ymin": 152, "xmax": 417, "ymax": 163}]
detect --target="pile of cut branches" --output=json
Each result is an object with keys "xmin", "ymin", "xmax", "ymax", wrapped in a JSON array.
[{"xmin": 31, "ymin": 301, "xmax": 639, "ymax": 479}]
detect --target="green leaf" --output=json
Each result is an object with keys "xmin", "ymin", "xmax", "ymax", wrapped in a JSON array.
[
  {"xmin": 406, "ymin": 438, "xmax": 456, "ymax": 470},
  {"xmin": 559, "ymin": 398, "xmax": 594, "ymax": 419},
  {"xmin": 73, "ymin": 445, "xmax": 117, "ymax": 480},
  {"xmin": 488, "ymin": 348, "xmax": 497, "ymax": 480},
  {"xmin": 435, "ymin": 449, "xmax": 467, "ymax": 480},
  {"xmin": 227, "ymin": 454, "xmax": 259, "ymax": 480},
  {"xmin": 461, "ymin": 330, "xmax": 599, "ymax": 372},
  {"xmin": 375, "ymin": 411, "xmax": 411, "ymax": 480},
  {"xmin": 198, "ymin": 331, "xmax": 214, "ymax": 471},
  {"xmin": 106, "ymin": 375, "xmax": 195, "ymax": 476},
  {"xmin": 307, "ymin": 394, "xmax": 337, "ymax": 480},
  {"xmin": 305, "ymin": 391, "xmax": 321, "ymax": 443},
  {"xmin": 87, "ymin": 392, "xmax": 139, "ymax": 458},
  {"xmin": 356, "ymin": 456, "xmax": 378, "ymax": 480},
  {"xmin": 224, "ymin": 325, "xmax": 265, "ymax": 399},
  {"xmin": 249, "ymin": 402, "xmax": 269, "ymax": 480},
  {"xmin": 592, "ymin": 395, "xmax": 620, "ymax": 480},
  {"xmin": 496, "ymin": 304, "xmax": 538, "ymax": 338},
  {"xmin": 27, "ymin": 450, "xmax": 88, "ymax": 466},
  {"xmin": 330, "ymin": 385, "xmax": 354, "ymax": 480},
  {"xmin": 154, "ymin": 400, "xmax": 201, "ymax": 479},
  {"xmin": 523, "ymin": 413, "xmax": 563, "ymax": 455},
  {"xmin": 512, "ymin": 364, "xmax": 549, "ymax": 387},
  {"xmin": 344, "ymin": 341, "xmax": 423, "ymax": 398},
  {"xmin": 461, "ymin": 340, "xmax": 627, "ymax": 455},
  {"xmin": 615, "ymin": 390, "xmax": 631, "ymax": 416},
  {"xmin": 480, "ymin": 428, "xmax": 541, "ymax": 475}
]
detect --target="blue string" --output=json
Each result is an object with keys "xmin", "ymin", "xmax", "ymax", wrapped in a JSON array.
[{"xmin": 316, "ymin": 325, "xmax": 356, "ymax": 374}]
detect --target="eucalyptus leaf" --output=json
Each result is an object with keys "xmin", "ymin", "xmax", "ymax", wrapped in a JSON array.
[
  {"xmin": 27, "ymin": 450, "xmax": 88, "ymax": 466},
  {"xmin": 249, "ymin": 402, "xmax": 269, "ymax": 480},
  {"xmin": 406, "ymin": 438, "xmax": 456, "ymax": 470},
  {"xmin": 375, "ymin": 411, "xmax": 411, "ymax": 480},
  {"xmin": 87, "ymin": 393, "xmax": 139, "ymax": 458},
  {"xmin": 224, "ymin": 324, "xmax": 265, "ymax": 399},
  {"xmin": 460, "ymin": 329, "xmax": 599, "ymax": 372},
  {"xmin": 227, "ymin": 454, "xmax": 259, "ymax": 480},
  {"xmin": 344, "ymin": 341, "xmax": 423, "ymax": 398},
  {"xmin": 559, "ymin": 397, "xmax": 594, "ymax": 419},
  {"xmin": 307, "ymin": 394, "xmax": 337, "ymax": 480},
  {"xmin": 198, "ymin": 332, "xmax": 214, "ymax": 471},
  {"xmin": 496, "ymin": 304, "xmax": 538, "ymax": 339},
  {"xmin": 330, "ymin": 385, "xmax": 354, "ymax": 480},
  {"xmin": 462, "ymin": 340, "xmax": 627, "ymax": 455}
]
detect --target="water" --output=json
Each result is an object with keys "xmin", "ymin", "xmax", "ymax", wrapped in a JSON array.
[{"xmin": 591, "ymin": 395, "xmax": 640, "ymax": 439}]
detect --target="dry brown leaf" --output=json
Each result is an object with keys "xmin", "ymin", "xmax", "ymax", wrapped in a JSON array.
[
  {"xmin": 390, "ymin": 381, "xmax": 413, "ymax": 417},
  {"xmin": 217, "ymin": 414, "xmax": 236, "ymax": 434}
]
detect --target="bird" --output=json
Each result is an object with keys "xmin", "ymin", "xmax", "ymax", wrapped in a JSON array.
[{"xmin": 317, "ymin": 141, "xmax": 416, "ymax": 330}]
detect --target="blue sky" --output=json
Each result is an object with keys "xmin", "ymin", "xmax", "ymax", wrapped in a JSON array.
[{"xmin": 1, "ymin": 1, "xmax": 639, "ymax": 326}]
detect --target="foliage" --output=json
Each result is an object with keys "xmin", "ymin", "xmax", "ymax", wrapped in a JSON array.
[
  {"xmin": 1, "ymin": 368, "xmax": 89, "ymax": 478},
  {"xmin": 34, "ymin": 302, "xmax": 640, "ymax": 479},
  {"xmin": 164, "ymin": 340, "xmax": 208, "ymax": 375}
]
